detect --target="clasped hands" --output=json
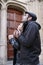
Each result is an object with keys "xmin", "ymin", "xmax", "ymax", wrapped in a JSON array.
[
  {"xmin": 8, "ymin": 23, "xmax": 23, "ymax": 40},
  {"xmin": 13, "ymin": 29, "xmax": 21, "ymax": 38}
]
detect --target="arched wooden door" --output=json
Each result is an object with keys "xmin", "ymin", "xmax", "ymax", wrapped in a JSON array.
[{"xmin": 7, "ymin": 8, "xmax": 23, "ymax": 60}]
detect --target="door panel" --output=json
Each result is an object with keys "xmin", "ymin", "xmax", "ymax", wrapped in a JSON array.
[{"xmin": 7, "ymin": 8, "xmax": 23, "ymax": 59}]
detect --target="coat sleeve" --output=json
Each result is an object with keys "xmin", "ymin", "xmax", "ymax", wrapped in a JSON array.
[{"xmin": 18, "ymin": 23, "xmax": 37, "ymax": 47}]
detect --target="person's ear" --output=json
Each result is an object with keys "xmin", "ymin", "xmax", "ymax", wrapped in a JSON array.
[{"xmin": 28, "ymin": 17, "xmax": 32, "ymax": 21}]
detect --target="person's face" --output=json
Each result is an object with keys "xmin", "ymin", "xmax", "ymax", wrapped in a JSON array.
[
  {"xmin": 27, "ymin": 14, "xmax": 32, "ymax": 21},
  {"xmin": 22, "ymin": 13, "xmax": 28, "ymax": 22},
  {"xmin": 28, "ymin": 16, "xmax": 32, "ymax": 21}
]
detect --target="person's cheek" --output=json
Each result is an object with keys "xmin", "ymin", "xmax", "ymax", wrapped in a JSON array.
[{"xmin": 22, "ymin": 16, "xmax": 26, "ymax": 21}]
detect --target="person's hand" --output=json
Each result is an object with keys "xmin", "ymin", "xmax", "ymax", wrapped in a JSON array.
[
  {"xmin": 13, "ymin": 30, "xmax": 20, "ymax": 38},
  {"xmin": 8, "ymin": 35, "xmax": 13, "ymax": 40},
  {"xmin": 17, "ymin": 23, "xmax": 23, "ymax": 32}
]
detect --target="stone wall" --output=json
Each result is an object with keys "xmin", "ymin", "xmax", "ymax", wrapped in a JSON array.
[
  {"xmin": 0, "ymin": 0, "xmax": 43, "ymax": 65},
  {"xmin": 38, "ymin": 2, "xmax": 43, "ymax": 64},
  {"xmin": 0, "ymin": 9, "xmax": 1, "ymax": 41}
]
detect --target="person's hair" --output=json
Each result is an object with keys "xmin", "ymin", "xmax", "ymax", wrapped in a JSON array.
[{"xmin": 25, "ymin": 11, "xmax": 37, "ymax": 21}]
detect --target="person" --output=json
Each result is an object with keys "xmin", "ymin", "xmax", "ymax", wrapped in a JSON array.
[
  {"xmin": 13, "ymin": 12, "xmax": 41, "ymax": 65},
  {"xmin": 8, "ymin": 23, "xmax": 23, "ymax": 65}
]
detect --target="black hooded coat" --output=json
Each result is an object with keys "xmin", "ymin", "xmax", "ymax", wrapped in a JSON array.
[{"xmin": 17, "ymin": 21, "xmax": 41, "ymax": 65}]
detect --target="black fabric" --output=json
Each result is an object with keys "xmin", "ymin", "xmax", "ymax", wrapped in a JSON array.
[
  {"xmin": 13, "ymin": 48, "xmax": 17, "ymax": 65},
  {"xmin": 23, "ymin": 21, "xmax": 28, "ymax": 32},
  {"xmin": 20, "ymin": 63, "xmax": 40, "ymax": 65},
  {"xmin": 9, "ymin": 38, "xmax": 19, "ymax": 49},
  {"xmin": 17, "ymin": 21, "xmax": 41, "ymax": 65}
]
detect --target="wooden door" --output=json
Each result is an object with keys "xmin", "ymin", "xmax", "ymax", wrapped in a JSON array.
[{"xmin": 7, "ymin": 8, "xmax": 23, "ymax": 60}]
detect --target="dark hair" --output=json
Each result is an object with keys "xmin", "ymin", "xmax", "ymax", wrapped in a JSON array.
[
  {"xmin": 23, "ymin": 21, "xmax": 28, "ymax": 32},
  {"xmin": 25, "ymin": 11, "xmax": 37, "ymax": 21}
]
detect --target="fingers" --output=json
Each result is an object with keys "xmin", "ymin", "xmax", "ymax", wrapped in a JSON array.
[
  {"xmin": 17, "ymin": 23, "xmax": 23, "ymax": 32},
  {"xmin": 13, "ymin": 30, "xmax": 20, "ymax": 38},
  {"xmin": 8, "ymin": 35, "xmax": 13, "ymax": 40},
  {"xmin": 13, "ymin": 30, "xmax": 17, "ymax": 37}
]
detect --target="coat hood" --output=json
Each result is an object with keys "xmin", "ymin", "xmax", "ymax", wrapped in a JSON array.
[{"xmin": 34, "ymin": 22, "xmax": 41, "ymax": 30}]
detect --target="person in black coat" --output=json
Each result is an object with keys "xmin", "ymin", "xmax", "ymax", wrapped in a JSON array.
[{"xmin": 14, "ymin": 12, "xmax": 41, "ymax": 65}]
